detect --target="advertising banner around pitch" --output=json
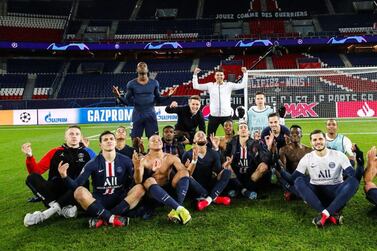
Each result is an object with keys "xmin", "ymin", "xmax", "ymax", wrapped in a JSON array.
[
  {"xmin": 337, "ymin": 101, "xmax": 377, "ymax": 118},
  {"xmin": 38, "ymin": 108, "xmax": 79, "ymax": 125},
  {"xmin": 0, "ymin": 110, "xmax": 13, "ymax": 125},
  {"xmin": 13, "ymin": 109, "xmax": 38, "ymax": 125},
  {"xmin": 79, "ymin": 106, "xmax": 177, "ymax": 124},
  {"xmin": 79, "ymin": 107, "xmax": 134, "ymax": 124}
]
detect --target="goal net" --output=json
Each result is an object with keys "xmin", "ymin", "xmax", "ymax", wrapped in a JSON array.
[{"xmin": 245, "ymin": 66, "xmax": 377, "ymax": 119}]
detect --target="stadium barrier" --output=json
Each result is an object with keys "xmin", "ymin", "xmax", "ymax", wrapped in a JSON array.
[
  {"xmin": 0, "ymin": 106, "xmax": 178, "ymax": 126},
  {"xmin": 1, "ymin": 100, "xmax": 377, "ymax": 126}
]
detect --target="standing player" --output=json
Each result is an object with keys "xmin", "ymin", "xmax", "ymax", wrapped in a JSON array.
[
  {"xmin": 283, "ymin": 130, "xmax": 359, "ymax": 227},
  {"xmin": 182, "ymin": 131, "xmax": 232, "ymax": 211},
  {"xmin": 58, "ymin": 131, "xmax": 145, "ymax": 228},
  {"xmin": 277, "ymin": 125, "xmax": 312, "ymax": 200},
  {"xmin": 113, "ymin": 62, "xmax": 177, "ymax": 139},
  {"xmin": 364, "ymin": 146, "xmax": 377, "ymax": 206},
  {"xmin": 165, "ymin": 95, "xmax": 205, "ymax": 144},
  {"xmin": 135, "ymin": 135, "xmax": 192, "ymax": 225},
  {"xmin": 22, "ymin": 125, "xmax": 92, "ymax": 227},
  {"xmin": 247, "ymin": 91, "xmax": 273, "ymax": 137},
  {"xmin": 192, "ymin": 67, "xmax": 248, "ymax": 136}
]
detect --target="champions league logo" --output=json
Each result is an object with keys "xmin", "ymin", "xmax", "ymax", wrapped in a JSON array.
[
  {"xmin": 235, "ymin": 39, "xmax": 273, "ymax": 47},
  {"xmin": 20, "ymin": 112, "xmax": 31, "ymax": 123},
  {"xmin": 327, "ymin": 36, "xmax": 366, "ymax": 45},
  {"xmin": 47, "ymin": 43, "xmax": 90, "ymax": 51},
  {"xmin": 144, "ymin": 42, "xmax": 183, "ymax": 50}
]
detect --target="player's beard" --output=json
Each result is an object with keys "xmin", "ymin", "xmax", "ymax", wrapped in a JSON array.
[
  {"xmin": 197, "ymin": 141, "xmax": 207, "ymax": 146},
  {"xmin": 314, "ymin": 144, "xmax": 326, "ymax": 152}
]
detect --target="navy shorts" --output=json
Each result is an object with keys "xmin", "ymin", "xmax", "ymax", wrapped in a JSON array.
[
  {"xmin": 94, "ymin": 191, "xmax": 127, "ymax": 210},
  {"xmin": 366, "ymin": 188, "xmax": 377, "ymax": 206},
  {"xmin": 131, "ymin": 110, "xmax": 158, "ymax": 138}
]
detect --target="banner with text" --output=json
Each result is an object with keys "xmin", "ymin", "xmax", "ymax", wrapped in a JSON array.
[{"xmin": 337, "ymin": 101, "xmax": 377, "ymax": 118}]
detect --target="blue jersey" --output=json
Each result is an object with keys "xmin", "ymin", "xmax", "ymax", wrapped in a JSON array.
[
  {"xmin": 125, "ymin": 78, "xmax": 167, "ymax": 113},
  {"xmin": 261, "ymin": 125, "xmax": 290, "ymax": 151},
  {"xmin": 182, "ymin": 147, "xmax": 222, "ymax": 189},
  {"xmin": 247, "ymin": 105, "xmax": 273, "ymax": 134},
  {"xmin": 65, "ymin": 153, "xmax": 134, "ymax": 196},
  {"xmin": 326, "ymin": 133, "xmax": 354, "ymax": 157}
]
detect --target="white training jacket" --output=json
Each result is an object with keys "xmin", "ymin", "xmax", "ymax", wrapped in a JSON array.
[{"xmin": 192, "ymin": 73, "xmax": 247, "ymax": 117}]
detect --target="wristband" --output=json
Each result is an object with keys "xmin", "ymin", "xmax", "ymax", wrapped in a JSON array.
[{"xmin": 191, "ymin": 159, "xmax": 197, "ymax": 165}]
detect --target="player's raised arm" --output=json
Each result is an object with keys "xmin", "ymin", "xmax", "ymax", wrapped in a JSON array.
[
  {"xmin": 22, "ymin": 143, "xmax": 56, "ymax": 174},
  {"xmin": 192, "ymin": 67, "xmax": 209, "ymax": 90},
  {"xmin": 231, "ymin": 67, "xmax": 248, "ymax": 90},
  {"xmin": 133, "ymin": 151, "xmax": 144, "ymax": 184}
]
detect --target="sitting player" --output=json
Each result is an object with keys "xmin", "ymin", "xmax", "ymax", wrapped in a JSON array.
[
  {"xmin": 225, "ymin": 121, "xmax": 273, "ymax": 199},
  {"xmin": 22, "ymin": 125, "xmax": 92, "ymax": 227},
  {"xmin": 182, "ymin": 131, "xmax": 232, "ymax": 211},
  {"xmin": 115, "ymin": 125, "xmax": 136, "ymax": 159},
  {"xmin": 58, "ymin": 131, "xmax": 145, "ymax": 228},
  {"xmin": 161, "ymin": 125, "xmax": 185, "ymax": 159},
  {"xmin": 281, "ymin": 130, "xmax": 359, "ymax": 227},
  {"xmin": 364, "ymin": 146, "xmax": 377, "ymax": 207},
  {"xmin": 278, "ymin": 125, "xmax": 312, "ymax": 200},
  {"xmin": 326, "ymin": 119, "xmax": 364, "ymax": 180},
  {"xmin": 135, "ymin": 135, "xmax": 192, "ymax": 225}
]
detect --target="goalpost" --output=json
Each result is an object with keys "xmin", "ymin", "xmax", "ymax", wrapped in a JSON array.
[{"xmin": 245, "ymin": 66, "xmax": 377, "ymax": 119}]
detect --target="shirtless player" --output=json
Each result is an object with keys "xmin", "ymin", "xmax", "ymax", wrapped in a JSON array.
[
  {"xmin": 278, "ymin": 125, "xmax": 312, "ymax": 200},
  {"xmin": 134, "ymin": 135, "xmax": 193, "ymax": 225}
]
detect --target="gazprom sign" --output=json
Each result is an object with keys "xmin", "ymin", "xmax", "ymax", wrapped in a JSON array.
[
  {"xmin": 79, "ymin": 107, "xmax": 134, "ymax": 123},
  {"xmin": 79, "ymin": 106, "xmax": 177, "ymax": 124}
]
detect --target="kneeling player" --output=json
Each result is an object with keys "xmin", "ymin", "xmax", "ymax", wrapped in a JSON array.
[
  {"xmin": 135, "ymin": 135, "xmax": 192, "ymax": 225},
  {"xmin": 364, "ymin": 146, "xmax": 377, "ymax": 206},
  {"xmin": 282, "ymin": 130, "xmax": 359, "ymax": 227},
  {"xmin": 59, "ymin": 131, "xmax": 145, "ymax": 228},
  {"xmin": 183, "ymin": 131, "xmax": 232, "ymax": 211}
]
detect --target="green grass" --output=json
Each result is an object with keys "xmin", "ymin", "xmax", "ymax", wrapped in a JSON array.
[{"xmin": 1, "ymin": 119, "xmax": 377, "ymax": 250}]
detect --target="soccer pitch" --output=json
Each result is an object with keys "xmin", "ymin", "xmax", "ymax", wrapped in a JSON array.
[{"xmin": 1, "ymin": 118, "xmax": 377, "ymax": 250}]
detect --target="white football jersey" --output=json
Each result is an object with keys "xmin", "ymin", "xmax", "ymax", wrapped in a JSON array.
[{"xmin": 296, "ymin": 149, "xmax": 351, "ymax": 185}]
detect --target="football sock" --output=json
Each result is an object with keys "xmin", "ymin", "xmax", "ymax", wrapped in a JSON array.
[{"xmin": 149, "ymin": 184, "xmax": 180, "ymax": 210}]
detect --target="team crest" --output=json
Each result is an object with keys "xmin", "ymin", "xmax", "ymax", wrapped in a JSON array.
[
  {"xmin": 116, "ymin": 166, "xmax": 123, "ymax": 173},
  {"xmin": 329, "ymin": 162, "xmax": 336, "ymax": 169},
  {"xmin": 78, "ymin": 153, "xmax": 85, "ymax": 162}
]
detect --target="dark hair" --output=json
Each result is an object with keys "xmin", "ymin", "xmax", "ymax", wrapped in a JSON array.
[
  {"xmin": 189, "ymin": 95, "xmax": 201, "ymax": 102},
  {"xmin": 268, "ymin": 112, "xmax": 279, "ymax": 119},
  {"xmin": 215, "ymin": 68, "xmax": 224, "ymax": 73},
  {"xmin": 99, "ymin": 130, "xmax": 115, "ymax": 142},
  {"xmin": 224, "ymin": 119, "xmax": 233, "ymax": 125},
  {"xmin": 66, "ymin": 125, "xmax": 81, "ymax": 131},
  {"xmin": 309, "ymin": 129, "xmax": 325, "ymax": 140},
  {"xmin": 290, "ymin": 125, "xmax": 302, "ymax": 130},
  {"xmin": 163, "ymin": 125, "xmax": 174, "ymax": 131},
  {"xmin": 255, "ymin": 91, "xmax": 265, "ymax": 96}
]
